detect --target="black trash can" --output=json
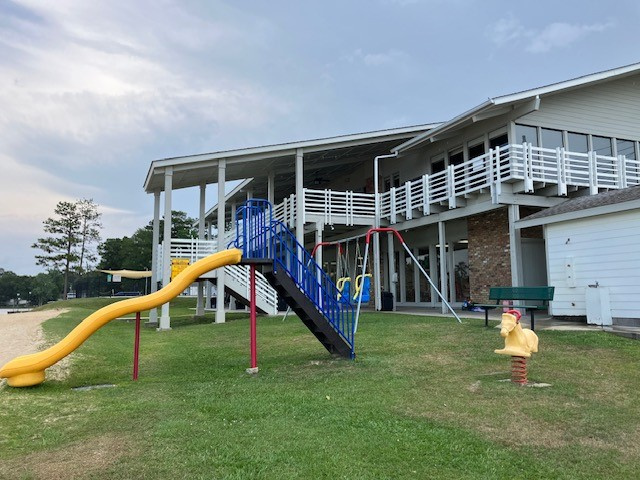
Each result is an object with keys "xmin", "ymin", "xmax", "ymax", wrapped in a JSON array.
[{"xmin": 381, "ymin": 291, "xmax": 394, "ymax": 311}]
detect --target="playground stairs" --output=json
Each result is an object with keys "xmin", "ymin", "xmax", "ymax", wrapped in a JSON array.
[
  {"xmin": 263, "ymin": 264, "xmax": 353, "ymax": 357},
  {"xmin": 236, "ymin": 199, "xmax": 355, "ymax": 359}
]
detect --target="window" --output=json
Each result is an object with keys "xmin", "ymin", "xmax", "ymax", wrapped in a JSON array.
[
  {"xmin": 448, "ymin": 148, "xmax": 464, "ymax": 166},
  {"xmin": 617, "ymin": 139, "xmax": 637, "ymax": 160},
  {"xmin": 431, "ymin": 154, "xmax": 445, "ymax": 174},
  {"xmin": 392, "ymin": 172, "xmax": 400, "ymax": 188},
  {"xmin": 541, "ymin": 128, "xmax": 564, "ymax": 150},
  {"xmin": 468, "ymin": 140, "xmax": 485, "ymax": 159},
  {"xmin": 592, "ymin": 136, "xmax": 613, "ymax": 157},
  {"xmin": 515, "ymin": 124, "xmax": 538, "ymax": 146},
  {"xmin": 567, "ymin": 132, "xmax": 588, "ymax": 153},
  {"xmin": 489, "ymin": 133, "xmax": 508, "ymax": 149}
]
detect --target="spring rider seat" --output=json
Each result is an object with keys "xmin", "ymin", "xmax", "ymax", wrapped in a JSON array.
[{"xmin": 494, "ymin": 309, "xmax": 539, "ymax": 384}]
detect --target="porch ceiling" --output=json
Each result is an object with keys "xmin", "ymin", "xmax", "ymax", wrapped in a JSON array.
[{"xmin": 144, "ymin": 124, "xmax": 439, "ymax": 194}]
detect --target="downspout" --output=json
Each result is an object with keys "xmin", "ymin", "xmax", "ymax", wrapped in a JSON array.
[{"xmin": 373, "ymin": 151, "xmax": 398, "ymax": 310}]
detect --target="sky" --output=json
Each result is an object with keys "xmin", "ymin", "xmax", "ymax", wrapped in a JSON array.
[{"xmin": 1, "ymin": 0, "xmax": 639, "ymax": 275}]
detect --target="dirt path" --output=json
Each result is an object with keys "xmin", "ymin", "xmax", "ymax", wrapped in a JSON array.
[{"xmin": 0, "ymin": 309, "xmax": 68, "ymax": 366}]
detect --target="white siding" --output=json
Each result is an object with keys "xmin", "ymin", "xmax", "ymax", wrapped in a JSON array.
[
  {"xmin": 519, "ymin": 74, "xmax": 640, "ymax": 141},
  {"xmin": 546, "ymin": 209, "xmax": 640, "ymax": 318}
]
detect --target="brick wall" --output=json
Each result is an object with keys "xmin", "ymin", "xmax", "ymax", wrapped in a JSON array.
[{"xmin": 467, "ymin": 208, "xmax": 511, "ymax": 303}]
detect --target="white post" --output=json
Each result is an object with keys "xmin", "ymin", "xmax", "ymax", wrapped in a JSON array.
[
  {"xmin": 618, "ymin": 155, "xmax": 627, "ymax": 189},
  {"xmin": 413, "ymin": 247, "xmax": 420, "ymax": 303},
  {"xmin": 588, "ymin": 151, "xmax": 598, "ymax": 195},
  {"xmin": 422, "ymin": 174, "xmax": 430, "ymax": 215},
  {"xmin": 268, "ymin": 170, "xmax": 275, "ymax": 205},
  {"xmin": 447, "ymin": 242, "xmax": 455, "ymax": 305},
  {"xmin": 206, "ymin": 222, "xmax": 212, "ymax": 308},
  {"xmin": 399, "ymin": 249, "xmax": 406, "ymax": 303},
  {"xmin": 438, "ymin": 221, "xmax": 447, "ymax": 314},
  {"xmin": 557, "ymin": 147, "xmax": 567, "ymax": 196},
  {"xmin": 508, "ymin": 204, "xmax": 523, "ymax": 288},
  {"xmin": 159, "ymin": 167, "xmax": 173, "ymax": 330},
  {"xmin": 196, "ymin": 183, "xmax": 206, "ymax": 316},
  {"xmin": 216, "ymin": 160, "xmax": 226, "ymax": 324},
  {"xmin": 295, "ymin": 149, "xmax": 304, "ymax": 244},
  {"xmin": 387, "ymin": 233, "xmax": 396, "ymax": 311},
  {"xmin": 148, "ymin": 191, "xmax": 161, "ymax": 325},
  {"xmin": 373, "ymin": 158, "xmax": 381, "ymax": 310},
  {"xmin": 429, "ymin": 244, "xmax": 438, "ymax": 306},
  {"xmin": 405, "ymin": 181, "xmax": 412, "ymax": 220},
  {"xmin": 448, "ymin": 165, "xmax": 456, "ymax": 209}
]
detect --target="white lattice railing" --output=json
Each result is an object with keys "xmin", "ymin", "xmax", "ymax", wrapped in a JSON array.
[
  {"xmin": 304, "ymin": 189, "xmax": 376, "ymax": 226},
  {"xmin": 378, "ymin": 143, "xmax": 640, "ymax": 224},
  {"xmin": 160, "ymin": 238, "xmax": 278, "ymax": 314}
]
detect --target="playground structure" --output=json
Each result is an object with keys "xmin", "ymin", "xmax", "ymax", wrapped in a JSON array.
[
  {"xmin": 0, "ymin": 199, "xmax": 462, "ymax": 388},
  {"xmin": 494, "ymin": 309, "xmax": 539, "ymax": 385}
]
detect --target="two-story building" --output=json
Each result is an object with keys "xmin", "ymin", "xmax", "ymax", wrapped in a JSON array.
[{"xmin": 143, "ymin": 62, "xmax": 640, "ymax": 329}]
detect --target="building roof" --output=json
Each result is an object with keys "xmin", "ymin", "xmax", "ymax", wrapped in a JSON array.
[
  {"xmin": 517, "ymin": 186, "xmax": 640, "ymax": 229},
  {"xmin": 393, "ymin": 62, "xmax": 640, "ymax": 153},
  {"xmin": 144, "ymin": 123, "xmax": 440, "ymax": 193}
]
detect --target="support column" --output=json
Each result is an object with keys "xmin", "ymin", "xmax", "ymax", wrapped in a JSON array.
[
  {"xmin": 429, "ymin": 244, "xmax": 438, "ymax": 306},
  {"xmin": 413, "ymin": 247, "xmax": 420, "ymax": 303},
  {"xmin": 399, "ymin": 249, "xmax": 406, "ymax": 304},
  {"xmin": 267, "ymin": 171, "xmax": 275, "ymax": 206},
  {"xmin": 508, "ymin": 204, "xmax": 523, "ymax": 287},
  {"xmin": 148, "ymin": 191, "xmax": 160, "ymax": 325},
  {"xmin": 387, "ymin": 233, "xmax": 396, "ymax": 311},
  {"xmin": 438, "ymin": 221, "xmax": 447, "ymax": 314},
  {"xmin": 159, "ymin": 167, "xmax": 173, "ymax": 330},
  {"xmin": 206, "ymin": 222, "xmax": 213, "ymax": 308},
  {"xmin": 216, "ymin": 160, "xmax": 227, "ymax": 324},
  {"xmin": 196, "ymin": 183, "xmax": 206, "ymax": 317},
  {"xmin": 295, "ymin": 148, "xmax": 304, "ymax": 249},
  {"xmin": 373, "ymin": 234, "xmax": 382, "ymax": 310},
  {"xmin": 448, "ymin": 241, "xmax": 456, "ymax": 305},
  {"xmin": 228, "ymin": 200, "xmax": 237, "ymax": 311}
]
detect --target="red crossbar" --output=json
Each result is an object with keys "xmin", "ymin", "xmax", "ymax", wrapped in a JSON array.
[{"xmin": 364, "ymin": 227, "xmax": 404, "ymax": 245}]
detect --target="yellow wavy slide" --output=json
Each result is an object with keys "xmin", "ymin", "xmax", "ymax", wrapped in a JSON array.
[{"xmin": 0, "ymin": 249, "xmax": 243, "ymax": 388}]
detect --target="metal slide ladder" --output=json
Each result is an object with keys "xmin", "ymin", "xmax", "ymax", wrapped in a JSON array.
[{"xmin": 235, "ymin": 199, "xmax": 355, "ymax": 358}]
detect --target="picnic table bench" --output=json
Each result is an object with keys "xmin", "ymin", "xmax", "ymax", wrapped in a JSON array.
[{"xmin": 475, "ymin": 286, "xmax": 555, "ymax": 331}]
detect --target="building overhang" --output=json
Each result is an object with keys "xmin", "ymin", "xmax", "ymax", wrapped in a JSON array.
[{"xmin": 144, "ymin": 124, "xmax": 440, "ymax": 194}]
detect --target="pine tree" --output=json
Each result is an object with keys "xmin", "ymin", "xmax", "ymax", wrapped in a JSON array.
[
  {"xmin": 32, "ymin": 199, "xmax": 103, "ymax": 299},
  {"xmin": 76, "ymin": 198, "xmax": 102, "ymax": 273}
]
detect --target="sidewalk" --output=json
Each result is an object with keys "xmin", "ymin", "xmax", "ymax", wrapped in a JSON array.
[{"xmin": 390, "ymin": 306, "xmax": 640, "ymax": 338}]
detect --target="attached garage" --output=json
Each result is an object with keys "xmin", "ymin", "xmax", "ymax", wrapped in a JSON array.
[{"xmin": 517, "ymin": 186, "xmax": 640, "ymax": 326}]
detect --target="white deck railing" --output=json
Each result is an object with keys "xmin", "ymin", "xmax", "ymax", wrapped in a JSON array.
[
  {"xmin": 161, "ymin": 238, "xmax": 278, "ymax": 313},
  {"xmin": 378, "ymin": 143, "xmax": 640, "ymax": 224}
]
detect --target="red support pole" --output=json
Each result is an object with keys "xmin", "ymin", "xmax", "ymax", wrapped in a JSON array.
[
  {"xmin": 249, "ymin": 264, "xmax": 258, "ymax": 371},
  {"xmin": 133, "ymin": 311, "xmax": 141, "ymax": 381}
]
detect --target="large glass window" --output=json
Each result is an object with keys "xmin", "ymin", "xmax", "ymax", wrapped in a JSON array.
[
  {"xmin": 617, "ymin": 139, "xmax": 637, "ymax": 160},
  {"xmin": 515, "ymin": 124, "xmax": 538, "ymax": 146},
  {"xmin": 567, "ymin": 132, "xmax": 589, "ymax": 153},
  {"xmin": 541, "ymin": 128, "xmax": 564, "ymax": 150},
  {"xmin": 592, "ymin": 136, "xmax": 613, "ymax": 157}
]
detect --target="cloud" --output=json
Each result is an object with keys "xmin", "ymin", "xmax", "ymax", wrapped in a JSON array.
[
  {"xmin": 526, "ymin": 22, "xmax": 612, "ymax": 53},
  {"xmin": 342, "ymin": 48, "xmax": 410, "ymax": 67},
  {"xmin": 487, "ymin": 16, "xmax": 613, "ymax": 53}
]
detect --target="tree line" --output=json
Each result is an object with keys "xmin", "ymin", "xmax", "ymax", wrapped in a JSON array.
[{"xmin": 0, "ymin": 199, "xmax": 197, "ymax": 306}]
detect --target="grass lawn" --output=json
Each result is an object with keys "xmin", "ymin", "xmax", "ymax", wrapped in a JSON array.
[{"xmin": 1, "ymin": 298, "xmax": 639, "ymax": 479}]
